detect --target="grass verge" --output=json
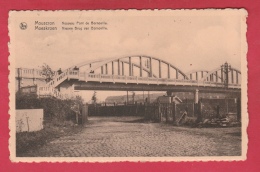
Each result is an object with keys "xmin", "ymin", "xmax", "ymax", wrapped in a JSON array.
[{"xmin": 16, "ymin": 119, "xmax": 82, "ymax": 156}]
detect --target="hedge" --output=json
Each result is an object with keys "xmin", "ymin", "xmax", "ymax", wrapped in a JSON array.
[{"xmin": 15, "ymin": 93, "xmax": 83, "ymax": 121}]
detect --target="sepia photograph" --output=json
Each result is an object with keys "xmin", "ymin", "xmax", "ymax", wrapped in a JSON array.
[{"xmin": 8, "ymin": 9, "xmax": 248, "ymax": 162}]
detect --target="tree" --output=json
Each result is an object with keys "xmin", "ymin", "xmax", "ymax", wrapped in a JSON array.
[
  {"xmin": 70, "ymin": 95, "xmax": 85, "ymax": 124},
  {"xmin": 91, "ymin": 91, "xmax": 97, "ymax": 104},
  {"xmin": 41, "ymin": 63, "xmax": 55, "ymax": 83},
  {"xmin": 74, "ymin": 95, "xmax": 84, "ymax": 106}
]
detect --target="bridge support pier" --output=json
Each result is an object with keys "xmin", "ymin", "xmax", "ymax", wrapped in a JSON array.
[
  {"xmin": 194, "ymin": 89, "xmax": 202, "ymax": 123},
  {"xmin": 194, "ymin": 89, "xmax": 199, "ymax": 104}
]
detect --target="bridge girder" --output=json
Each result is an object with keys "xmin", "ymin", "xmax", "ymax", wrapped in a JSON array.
[{"xmin": 73, "ymin": 81, "xmax": 241, "ymax": 93}]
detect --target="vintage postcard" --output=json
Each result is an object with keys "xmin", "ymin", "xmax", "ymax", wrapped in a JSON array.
[{"xmin": 9, "ymin": 9, "xmax": 248, "ymax": 162}]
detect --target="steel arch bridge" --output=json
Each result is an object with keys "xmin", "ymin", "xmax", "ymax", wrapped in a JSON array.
[
  {"xmin": 71, "ymin": 55, "xmax": 189, "ymax": 79},
  {"xmin": 27, "ymin": 55, "xmax": 241, "ymax": 97}
]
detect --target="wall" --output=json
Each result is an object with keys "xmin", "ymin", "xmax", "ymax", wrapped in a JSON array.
[
  {"xmin": 15, "ymin": 78, "xmax": 46, "ymax": 92},
  {"xmin": 59, "ymin": 82, "xmax": 74, "ymax": 98},
  {"xmin": 16, "ymin": 109, "xmax": 43, "ymax": 132}
]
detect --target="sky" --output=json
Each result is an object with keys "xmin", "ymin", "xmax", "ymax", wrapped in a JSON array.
[{"xmin": 11, "ymin": 10, "xmax": 246, "ymax": 102}]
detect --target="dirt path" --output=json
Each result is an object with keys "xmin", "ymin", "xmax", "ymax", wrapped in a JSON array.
[{"xmin": 21, "ymin": 116, "xmax": 241, "ymax": 157}]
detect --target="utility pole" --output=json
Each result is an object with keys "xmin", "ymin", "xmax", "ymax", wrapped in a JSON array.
[
  {"xmin": 223, "ymin": 62, "xmax": 231, "ymax": 88},
  {"xmin": 127, "ymin": 91, "xmax": 129, "ymax": 105},
  {"xmin": 148, "ymin": 91, "xmax": 150, "ymax": 103},
  {"xmin": 132, "ymin": 91, "xmax": 135, "ymax": 104},
  {"xmin": 143, "ymin": 91, "xmax": 145, "ymax": 103}
]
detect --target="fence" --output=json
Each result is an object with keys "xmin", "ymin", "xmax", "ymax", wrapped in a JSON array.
[
  {"xmin": 88, "ymin": 103, "xmax": 145, "ymax": 116},
  {"xmin": 144, "ymin": 102, "xmax": 192, "ymax": 124},
  {"xmin": 143, "ymin": 98, "xmax": 241, "ymax": 124},
  {"xmin": 144, "ymin": 103, "xmax": 160, "ymax": 121},
  {"xmin": 81, "ymin": 98, "xmax": 241, "ymax": 125},
  {"xmin": 200, "ymin": 98, "xmax": 239, "ymax": 122}
]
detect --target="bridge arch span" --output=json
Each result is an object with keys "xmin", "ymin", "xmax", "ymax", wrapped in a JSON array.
[
  {"xmin": 201, "ymin": 64, "xmax": 241, "ymax": 84},
  {"xmin": 71, "ymin": 55, "xmax": 189, "ymax": 80}
]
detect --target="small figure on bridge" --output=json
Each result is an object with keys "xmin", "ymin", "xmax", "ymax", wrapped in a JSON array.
[
  {"xmin": 74, "ymin": 66, "xmax": 79, "ymax": 70},
  {"xmin": 90, "ymin": 70, "xmax": 94, "ymax": 73},
  {"xmin": 57, "ymin": 68, "xmax": 62, "ymax": 75}
]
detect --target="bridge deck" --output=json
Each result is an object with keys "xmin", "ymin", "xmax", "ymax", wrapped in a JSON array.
[{"xmin": 68, "ymin": 72, "xmax": 241, "ymax": 90}]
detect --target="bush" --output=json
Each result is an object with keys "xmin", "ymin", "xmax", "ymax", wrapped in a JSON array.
[{"xmin": 16, "ymin": 93, "xmax": 83, "ymax": 121}]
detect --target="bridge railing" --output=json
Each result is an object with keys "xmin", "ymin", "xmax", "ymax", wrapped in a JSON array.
[
  {"xmin": 227, "ymin": 84, "xmax": 241, "ymax": 89},
  {"xmin": 86, "ymin": 73, "xmax": 100, "ymax": 82},
  {"xmin": 15, "ymin": 68, "xmax": 45, "ymax": 79},
  {"xmin": 37, "ymin": 85, "xmax": 72, "ymax": 99},
  {"xmin": 50, "ymin": 71, "xmax": 240, "ymax": 89},
  {"xmin": 49, "ymin": 71, "xmax": 66, "ymax": 86},
  {"xmin": 37, "ymin": 71, "xmax": 241, "ymax": 97},
  {"xmin": 68, "ymin": 70, "xmax": 79, "ymax": 78},
  {"xmin": 48, "ymin": 69, "xmax": 73, "ymax": 87},
  {"xmin": 37, "ymin": 86, "xmax": 54, "ymax": 96},
  {"xmin": 79, "ymin": 72, "xmax": 85, "ymax": 80}
]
